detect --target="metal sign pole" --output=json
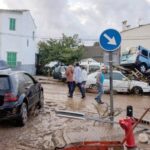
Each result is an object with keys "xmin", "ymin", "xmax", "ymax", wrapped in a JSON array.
[
  {"xmin": 99, "ymin": 28, "xmax": 121, "ymax": 123},
  {"xmin": 109, "ymin": 52, "xmax": 114, "ymax": 122}
]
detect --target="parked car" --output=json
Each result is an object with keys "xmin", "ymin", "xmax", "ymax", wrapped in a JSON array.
[
  {"xmin": 85, "ymin": 70, "xmax": 150, "ymax": 95},
  {"xmin": 80, "ymin": 62, "xmax": 101, "ymax": 74},
  {"xmin": 0, "ymin": 59, "xmax": 11, "ymax": 73},
  {"xmin": 120, "ymin": 46, "xmax": 150, "ymax": 73},
  {"xmin": 44, "ymin": 61, "xmax": 65, "ymax": 76},
  {"xmin": 0, "ymin": 71, "xmax": 44, "ymax": 126},
  {"xmin": 52, "ymin": 65, "xmax": 67, "ymax": 81}
]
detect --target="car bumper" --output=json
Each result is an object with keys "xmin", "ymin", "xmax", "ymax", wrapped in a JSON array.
[
  {"xmin": 0, "ymin": 105, "xmax": 21, "ymax": 120},
  {"xmin": 120, "ymin": 63, "xmax": 136, "ymax": 68},
  {"xmin": 142, "ymin": 88, "xmax": 150, "ymax": 93}
]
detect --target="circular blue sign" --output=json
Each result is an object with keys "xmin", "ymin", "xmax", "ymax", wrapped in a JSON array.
[{"xmin": 99, "ymin": 28, "xmax": 121, "ymax": 52}]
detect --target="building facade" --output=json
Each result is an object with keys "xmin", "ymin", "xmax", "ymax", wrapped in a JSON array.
[
  {"xmin": 121, "ymin": 24, "xmax": 150, "ymax": 53},
  {"xmin": 82, "ymin": 46, "xmax": 120, "ymax": 65},
  {"xmin": 82, "ymin": 46, "xmax": 104, "ymax": 62},
  {"xmin": 0, "ymin": 9, "xmax": 37, "ymax": 75}
]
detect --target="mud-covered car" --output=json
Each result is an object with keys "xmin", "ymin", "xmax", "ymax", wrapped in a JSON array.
[
  {"xmin": 0, "ymin": 71, "xmax": 44, "ymax": 126},
  {"xmin": 86, "ymin": 70, "xmax": 150, "ymax": 95},
  {"xmin": 120, "ymin": 46, "xmax": 150, "ymax": 73}
]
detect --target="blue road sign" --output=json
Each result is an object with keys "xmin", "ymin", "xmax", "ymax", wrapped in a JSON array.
[{"xmin": 99, "ymin": 29, "xmax": 121, "ymax": 52}]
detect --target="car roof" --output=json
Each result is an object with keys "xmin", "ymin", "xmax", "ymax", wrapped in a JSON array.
[
  {"xmin": 89, "ymin": 70, "xmax": 122, "ymax": 74},
  {"xmin": 0, "ymin": 71, "xmax": 29, "ymax": 76}
]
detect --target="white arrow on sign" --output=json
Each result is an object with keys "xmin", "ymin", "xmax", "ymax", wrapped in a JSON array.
[{"xmin": 103, "ymin": 33, "xmax": 117, "ymax": 45}]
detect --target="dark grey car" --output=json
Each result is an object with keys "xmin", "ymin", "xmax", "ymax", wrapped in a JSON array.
[{"xmin": 0, "ymin": 71, "xmax": 44, "ymax": 126}]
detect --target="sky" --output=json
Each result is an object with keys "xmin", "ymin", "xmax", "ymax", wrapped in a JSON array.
[{"xmin": 0, "ymin": 0, "xmax": 150, "ymax": 44}]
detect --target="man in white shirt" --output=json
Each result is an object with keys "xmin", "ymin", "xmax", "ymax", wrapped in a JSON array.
[{"xmin": 73, "ymin": 63, "xmax": 85, "ymax": 98}]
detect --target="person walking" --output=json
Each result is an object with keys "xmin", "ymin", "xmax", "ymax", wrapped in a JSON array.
[
  {"xmin": 81, "ymin": 66, "xmax": 88, "ymax": 96},
  {"xmin": 95, "ymin": 65, "xmax": 107, "ymax": 104},
  {"xmin": 73, "ymin": 63, "xmax": 85, "ymax": 98},
  {"xmin": 65, "ymin": 64, "xmax": 74, "ymax": 98}
]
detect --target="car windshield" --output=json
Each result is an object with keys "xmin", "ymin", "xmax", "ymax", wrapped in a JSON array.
[
  {"xmin": 89, "ymin": 65, "xmax": 100, "ymax": 74},
  {"xmin": 121, "ymin": 47, "xmax": 137, "ymax": 63}
]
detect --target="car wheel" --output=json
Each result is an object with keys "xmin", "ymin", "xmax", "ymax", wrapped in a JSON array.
[
  {"xmin": 38, "ymin": 91, "xmax": 44, "ymax": 109},
  {"xmin": 18, "ymin": 102, "xmax": 28, "ymax": 126},
  {"xmin": 139, "ymin": 64, "xmax": 147, "ymax": 73},
  {"xmin": 132, "ymin": 87, "xmax": 143, "ymax": 95}
]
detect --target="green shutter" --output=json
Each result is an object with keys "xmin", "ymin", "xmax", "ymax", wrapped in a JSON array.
[
  {"xmin": 7, "ymin": 52, "xmax": 17, "ymax": 68},
  {"xmin": 9, "ymin": 18, "xmax": 16, "ymax": 30}
]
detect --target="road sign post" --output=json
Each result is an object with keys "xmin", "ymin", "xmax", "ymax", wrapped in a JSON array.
[
  {"xmin": 109, "ymin": 52, "xmax": 114, "ymax": 122},
  {"xmin": 99, "ymin": 29, "xmax": 121, "ymax": 122}
]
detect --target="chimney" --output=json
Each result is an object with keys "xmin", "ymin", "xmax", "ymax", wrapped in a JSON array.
[{"xmin": 122, "ymin": 20, "xmax": 130, "ymax": 31}]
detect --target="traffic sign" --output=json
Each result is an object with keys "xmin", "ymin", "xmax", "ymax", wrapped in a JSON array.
[{"xmin": 99, "ymin": 28, "xmax": 121, "ymax": 52}]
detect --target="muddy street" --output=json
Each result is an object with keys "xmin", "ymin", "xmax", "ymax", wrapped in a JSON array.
[{"xmin": 0, "ymin": 77, "xmax": 150, "ymax": 150}]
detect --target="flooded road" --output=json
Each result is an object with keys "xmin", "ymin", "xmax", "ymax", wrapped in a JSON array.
[{"xmin": 0, "ymin": 77, "xmax": 150, "ymax": 150}]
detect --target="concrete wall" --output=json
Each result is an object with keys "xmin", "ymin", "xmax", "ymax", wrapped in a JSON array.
[{"xmin": 121, "ymin": 24, "xmax": 150, "ymax": 54}]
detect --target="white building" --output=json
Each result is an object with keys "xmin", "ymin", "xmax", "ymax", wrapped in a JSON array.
[
  {"xmin": 0, "ymin": 9, "xmax": 37, "ymax": 75},
  {"xmin": 121, "ymin": 23, "xmax": 150, "ymax": 53}
]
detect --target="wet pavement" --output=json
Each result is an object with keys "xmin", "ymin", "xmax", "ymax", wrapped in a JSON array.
[{"xmin": 0, "ymin": 76, "xmax": 150, "ymax": 150}]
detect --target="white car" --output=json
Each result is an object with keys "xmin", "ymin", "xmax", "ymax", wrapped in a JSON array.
[
  {"xmin": 85, "ymin": 70, "xmax": 150, "ymax": 95},
  {"xmin": 80, "ymin": 62, "xmax": 100, "ymax": 74}
]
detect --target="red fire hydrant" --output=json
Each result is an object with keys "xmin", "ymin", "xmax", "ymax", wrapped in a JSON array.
[{"xmin": 119, "ymin": 117, "xmax": 136, "ymax": 148}]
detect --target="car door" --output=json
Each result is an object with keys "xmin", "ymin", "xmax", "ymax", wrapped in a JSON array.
[
  {"xmin": 23, "ymin": 73, "xmax": 39, "ymax": 107},
  {"xmin": 112, "ymin": 72, "xmax": 129, "ymax": 92},
  {"xmin": 103, "ymin": 72, "xmax": 129, "ymax": 93}
]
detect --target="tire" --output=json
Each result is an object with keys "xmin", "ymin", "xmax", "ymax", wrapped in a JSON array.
[
  {"xmin": 17, "ymin": 103, "xmax": 28, "ymax": 126},
  {"xmin": 131, "ymin": 87, "xmax": 143, "ymax": 95},
  {"xmin": 139, "ymin": 64, "xmax": 147, "ymax": 73},
  {"xmin": 38, "ymin": 91, "xmax": 44, "ymax": 109}
]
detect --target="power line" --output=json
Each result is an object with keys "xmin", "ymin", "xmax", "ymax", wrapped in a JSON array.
[{"xmin": 1, "ymin": 32, "xmax": 150, "ymax": 41}]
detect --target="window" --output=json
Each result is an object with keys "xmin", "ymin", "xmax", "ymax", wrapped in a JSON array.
[
  {"xmin": 23, "ymin": 74, "xmax": 34, "ymax": 85},
  {"xmin": 9, "ymin": 18, "xmax": 16, "ymax": 31},
  {"xmin": 113, "ymin": 72, "xmax": 124, "ymax": 80},
  {"xmin": 80, "ymin": 65, "xmax": 87, "ymax": 71},
  {"xmin": 54, "ymin": 66, "xmax": 61, "ymax": 72},
  {"xmin": 105, "ymin": 73, "xmax": 110, "ymax": 79},
  {"xmin": 89, "ymin": 65, "xmax": 100, "ymax": 74},
  {"xmin": 0, "ymin": 77, "xmax": 10, "ymax": 90},
  {"xmin": 7, "ymin": 52, "xmax": 17, "ymax": 68},
  {"xmin": 104, "ymin": 72, "xmax": 124, "ymax": 80},
  {"xmin": 141, "ymin": 50, "xmax": 148, "ymax": 57},
  {"xmin": 60, "ymin": 66, "xmax": 66, "ymax": 72}
]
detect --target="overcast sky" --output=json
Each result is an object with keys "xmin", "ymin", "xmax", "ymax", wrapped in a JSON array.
[{"xmin": 1, "ymin": 0, "xmax": 150, "ymax": 43}]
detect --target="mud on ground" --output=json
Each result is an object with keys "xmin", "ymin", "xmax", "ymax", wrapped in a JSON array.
[{"xmin": 0, "ymin": 76, "xmax": 150, "ymax": 150}]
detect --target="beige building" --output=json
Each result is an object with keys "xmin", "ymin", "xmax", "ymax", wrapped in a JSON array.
[{"xmin": 121, "ymin": 23, "xmax": 150, "ymax": 53}]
